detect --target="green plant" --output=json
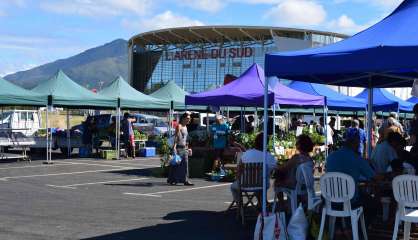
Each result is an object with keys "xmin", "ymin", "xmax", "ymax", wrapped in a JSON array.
[
  {"xmin": 133, "ymin": 130, "xmax": 148, "ymax": 141},
  {"xmin": 236, "ymin": 132, "xmax": 257, "ymax": 149},
  {"xmin": 155, "ymin": 136, "xmax": 171, "ymax": 167}
]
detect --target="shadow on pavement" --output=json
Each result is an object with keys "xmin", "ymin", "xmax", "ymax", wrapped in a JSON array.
[{"xmin": 82, "ymin": 210, "xmax": 254, "ymax": 240}]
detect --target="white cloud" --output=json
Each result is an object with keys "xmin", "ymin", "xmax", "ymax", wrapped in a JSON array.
[
  {"xmin": 333, "ymin": 0, "xmax": 402, "ymax": 10},
  {"xmin": 327, "ymin": 14, "xmax": 370, "ymax": 34},
  {"xmin": 178, "ymin": 0, "xmax": 226, "ymax": 13},
  {"xmin": 40, "ymin": 0, "xmax": 153, "ymax": 17},
  {"xmin": 123, "ymin": 10, "xmax": 204, "ymax": 31},
  {"xmin": 265, "ymin": 0, "xmax": 327, "ymax": 27}
]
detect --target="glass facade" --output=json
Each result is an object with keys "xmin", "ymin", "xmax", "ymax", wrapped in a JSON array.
[{"xmin": 131, "ymin": 32, "xmax": 343, "ymax": 93}]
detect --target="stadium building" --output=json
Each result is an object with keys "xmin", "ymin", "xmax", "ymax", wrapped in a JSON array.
[{"xmin": 128, "ymin": 26, "xmax": 348, "ymax": 93}]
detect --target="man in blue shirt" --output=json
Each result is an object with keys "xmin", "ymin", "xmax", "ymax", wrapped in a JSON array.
[
  {"xmin": 326, "ymin": 130, "xmax": 376, "ymax": 202},
  {"xmin": 211, "ymin": 115, "xmax": 229, "ymax": 171},
  {"xmin": 344, "ymin": 119, "xmax": 366, "ymax": 157}
]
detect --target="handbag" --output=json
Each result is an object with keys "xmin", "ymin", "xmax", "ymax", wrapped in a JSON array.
[
  {"xmin": 169, "ymin": 154, "xmax": 182, "ymax": 166},
  {"xmin": 254, "ymin": 212, "xmax": 287, "ymax": 240}
]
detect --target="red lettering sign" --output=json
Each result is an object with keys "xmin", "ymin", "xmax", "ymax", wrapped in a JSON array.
[{"xmin": 165, "ymin": 47, "xmax": 253, "ymax": 61}]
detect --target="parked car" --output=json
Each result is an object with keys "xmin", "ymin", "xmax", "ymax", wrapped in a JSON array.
[{"xmin": 132, "ymin": 114, "xmax": 170, "ymax": 136}]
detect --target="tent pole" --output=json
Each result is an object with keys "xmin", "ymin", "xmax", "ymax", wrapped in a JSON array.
[
  {"xmin": 116, "ymin": 106, "xmax": 121, "ymax": 160},
  {"xmin": 323, "ymin": 103, "xmax": 328, "ymax": 158},
  {"xmin": 272, "ymin": 104, "xmax": 276, "ymax": 146},
  {"xmin": 45, "ymin": 105, "xmax": 49, "ymax": 163},
  {"xmin": 49, "ymin": 106, "xmax": 52, "ymax": 163},
  {"xmin": 262, "ymin": 74, "xmax": 269, "ymax": 217},
  {"xmin": 67, "ymin": 108, "xmax": 71, "ymax": 158},
  {"xmin": 254, "ymin": 107, "xmax": 258, "ymax": 133},
  {"xmin": 240, "ymin": 107, "xmax": 244, "ymax": 132},
  {"xmin": 367, "ymin": 85, "xmax": 373, "ymax": 159},
  {"xmin": 243, "ymin": 107, "xmax": 246, "ymax": 133},
  {"xmin": 206, "ymin": 107, "xmax": 210, "ymax": 135}
]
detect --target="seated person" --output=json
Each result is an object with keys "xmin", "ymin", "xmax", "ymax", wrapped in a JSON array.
[
  {"xmin": 275, "ymin": 134, "xmax": 315, "ymax": 189},
  {"xmin": 326, "ymin": 130, "xmax": 377, "ymax": 204},
  {"xmin": 230, "ymin": 132, "xmax": 276, "ymax": 203},
  {"xmin": 371, "ymin": 131, "xmax": 399, "ymax": 174}
]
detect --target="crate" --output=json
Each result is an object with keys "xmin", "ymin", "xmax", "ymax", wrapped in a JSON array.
[
  {"xmin": 101, "ymin": 150, "xmax": 117, "ymax": 160},
  {"xmin": 138, "ymin": 147, "xmax": 156, "ymax": 157}
]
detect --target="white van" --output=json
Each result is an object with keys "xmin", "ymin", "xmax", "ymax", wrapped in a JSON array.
[{"xmin": 0, "ymin": 110, "xmax": 41, "ymax": 136}]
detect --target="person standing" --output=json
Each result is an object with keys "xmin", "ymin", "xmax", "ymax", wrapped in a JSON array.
[
  {"xmin": 122, "ymin": 113, "xmax": 135, "ymax": 158},
  {"xmin": 345, "ymin": 119, "xmax": 366, "ymax": 157},
  {"xmin": 168, "ymin": 112, "xmax": 193, "ymax": 186},
  {"xmin": 317, "ymin": 116, "xmax": 334, "ymax": 148},
  {"xmin": 211, "ymin": 115, "xmax": 229, "ymax": 171}
]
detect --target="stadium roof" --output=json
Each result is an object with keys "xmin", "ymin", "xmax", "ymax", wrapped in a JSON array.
[{"xmin": 129, "ymin": 25, "xmax": 348, "ymax": 47}]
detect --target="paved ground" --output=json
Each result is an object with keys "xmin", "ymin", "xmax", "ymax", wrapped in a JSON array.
[{"xmin": 0, "ymin": 155, "xmax": 255, "ymax": 240}]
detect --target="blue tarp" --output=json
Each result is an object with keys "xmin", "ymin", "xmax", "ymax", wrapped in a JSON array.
[
  {"xmin": 355, "ymin": 88, "xmax": 414, "ymax": 112},
  {"xmin": 288, "ymin": 81, "xmax": 365, "ymax": 110},
  {"xmin": 265, "ymin": 0, "xmax": 418, "ymax": 88},
  {"xmin": 408, "ymin": 96, "xmax": 418, "ymax": 103}
]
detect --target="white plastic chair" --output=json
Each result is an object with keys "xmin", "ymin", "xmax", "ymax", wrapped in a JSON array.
[
  {"xmin": 296, "ymin": 162, "xmax": 322, "ymax": 211},
  {"xmin": 318, "ymin": 172, "xmax": 368, "ymax": 240},
  {"xmin": 392, "ymin": 175, "xmax": 418, "ymax": 240},
  {"xmin": 274, "ymin": 162, "xmax": 321, "ymax": 214}
]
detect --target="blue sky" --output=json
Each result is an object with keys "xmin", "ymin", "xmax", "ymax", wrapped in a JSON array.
[{"xmin": 0, "ymin": 0, "xmax": 403, "ymax": 77}]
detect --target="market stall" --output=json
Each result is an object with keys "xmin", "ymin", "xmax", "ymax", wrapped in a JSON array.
[
  {"xmin": 185, "ymin": 63, "xmax": 325, "ymax": 177},
  {"xmin": 32, "ymin": 70, "xmax": 114, "ymax": 163},
  {"xmin": 98, "ymin": 76, "xmax": 168, "ymax": 159},
  {"xmin": 264, "ymin": 0, "xmax": 418, "ymax": 223},
  {"xmin": 0, "ymin": 77, "xmax": 46, "ymax": 161}
]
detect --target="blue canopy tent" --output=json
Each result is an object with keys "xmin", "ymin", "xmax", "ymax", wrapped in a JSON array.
[
  {"xmin": 262, "ymin": 0, "xmax": 418, "ymax": 217},
  {"xmin": 356, "ymin": 88, "xmax": 414, "ymax": 112},
  {"xmin": 408, "ymin": 96, "xmax": 418, "ymax": 103},
  {"xmin": 288, "ymin": 81, "xmax": 366, "ymax": 110}
]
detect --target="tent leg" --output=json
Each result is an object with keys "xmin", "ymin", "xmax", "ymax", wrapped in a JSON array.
[
  {"xmin": 44, "ymin": 105, "xmax": 53, "ymax": 164},
  {"xmin": 262, "ymin": 75, "xmax": 269, "ymax": 216},
  {"xmin": 46, "ymin": 106, "xmax": 49, "ymax": 163},
  {"xmin": 67, "ymin": 109, "xmax": 71, "ymax": 158},
  {"xmin": 116, "ymin": 107, "xmax": 121, "ymax": 160},
  {"xmin": 240, "ymin": 107, "xmax": 244, "ymax": 132},
  {"xmin": 367, "ymin": 86, "xmax": 373, "ymax": 159},
  {"xmin": 323, "ymin": 105, "xmax": 328, "ymax": 158},
  {"xmin": 272, "ymin": 105, "xmax": 276, "ymax": 146}
]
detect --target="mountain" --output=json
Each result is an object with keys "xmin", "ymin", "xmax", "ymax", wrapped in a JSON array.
[{"xmin": 4, "ymin": 39, "xmax": 129, "ymax": 89}]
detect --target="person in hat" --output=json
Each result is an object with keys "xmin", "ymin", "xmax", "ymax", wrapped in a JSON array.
[{"xmin": 210, "ymin": 114, "xmax": 229, "ymax": 171}]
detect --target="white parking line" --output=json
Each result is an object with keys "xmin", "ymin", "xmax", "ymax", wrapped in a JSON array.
[
  {"xmin": 0, "ymin": 167, "xmax": 135, "ymax": 180},
  {"xmin": 0, "ymin": 163, "xmax": 75, "ymax": 170},
  {"xmin": 124, "ymin": 183, "xmax": 231, "ymax": 197},
  {"xmin": 62, "ymin": 160, "xmax": 160, "ymax": 168},
  {"xmin": 59, "ymin": 161, "xmax": 139, "ymax": 169},
  {"xmin": 46, "ymin": 177, "xmax": 149, "ymax": 189}
]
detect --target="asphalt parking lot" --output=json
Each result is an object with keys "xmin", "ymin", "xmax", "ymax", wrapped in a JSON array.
[{"xmin": 0, "ymin": 156, "xmax": 254, "ymax": 240}]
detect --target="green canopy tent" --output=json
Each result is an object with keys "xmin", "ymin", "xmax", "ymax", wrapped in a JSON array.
[
  {"xmin": 150, "ymin": 80, "xmax": 189, "ymax": 110},
  {"xmin": 99, "ymin": 76, "xmax": 168, "ymax": 159},
  {"xmin": 99, "ymin": 76, "xmax": 168, "ymax": 110},
  {"xmin": 32, "ymin": 70, "xmax": 114, "ymax": 162},
  {"xmin": 0, "ymin": 77, "xmax": 46, "ymax": 106},
  {"xmin": 32, "ymin": 70, "xmax": 114, "ymax": 109}
]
